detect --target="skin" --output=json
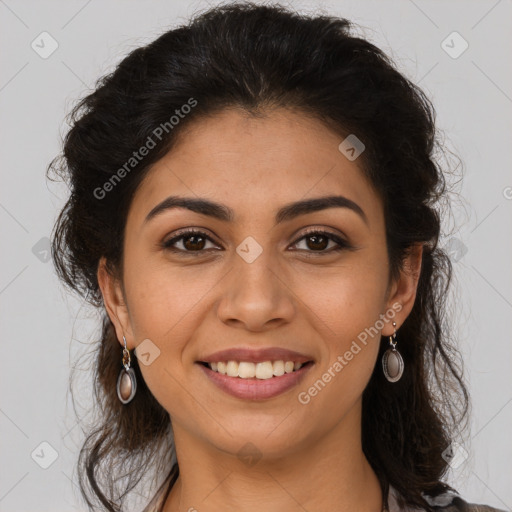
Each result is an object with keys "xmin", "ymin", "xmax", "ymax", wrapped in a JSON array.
[{"xmin": 98, "ymin": 107, "xmax": 422, "ymax": 512}]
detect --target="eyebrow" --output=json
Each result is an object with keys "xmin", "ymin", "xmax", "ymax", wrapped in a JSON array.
[{"xmin": 144, "ymin": 194, "xmax": 368, "ymax": 227}]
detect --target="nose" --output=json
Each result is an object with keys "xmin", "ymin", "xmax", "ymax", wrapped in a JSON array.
[{"xmin": 216, "ymin": 254, "xmax": 296, "ymax": 332}]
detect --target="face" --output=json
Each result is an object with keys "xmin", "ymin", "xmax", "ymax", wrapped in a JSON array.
[{"xmin": 99, "ymin": 107, "xmax": 421, "ymax": 461}]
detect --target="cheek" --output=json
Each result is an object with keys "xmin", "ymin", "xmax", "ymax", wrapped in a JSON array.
[
  {"xmin": 124, "ymin": 260, "xmax": 219, "ymax": 415},
  {"xmin": 124, "ymin": 254, "xmax": 222, "ymax": 341},
  {"xmin": 295, "ymin": 257, "xmax": 389, "ymax": 346},
  {"xmin": 293, "ymin": 256, "xmax": 388, "ymax": 407},
  {"xmin": 295, "ymin": 273, "xmax": 385, "ymax": 426}
]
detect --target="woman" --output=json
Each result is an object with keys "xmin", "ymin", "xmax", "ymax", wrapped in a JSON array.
[{"xmin": 47, "ymin": 2, "xmax": 505, "ymax": 511}]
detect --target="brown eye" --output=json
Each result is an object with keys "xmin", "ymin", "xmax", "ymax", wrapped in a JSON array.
[
  {"xmin": 304, "ymin": 233, "xmax": 329, "ymax": 251},
  {"xmin": 162, "ymin": 228, "xmax": 350, "ymax": 256},
  {"xmin": 291, "ymin": 229, "xmax": 350, "ymax": 254},
  {"xmin": 181, "ymin": 233, "xmax": 206, "ymax": 251},
  {"xmin": 162, "ymin": 229, "xmax": 219, "ymax": 254}
]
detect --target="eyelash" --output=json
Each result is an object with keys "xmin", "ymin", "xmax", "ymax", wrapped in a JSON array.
[{"xmin": 161, "ymin": 228, "xmax": 351, "ymax": 256}]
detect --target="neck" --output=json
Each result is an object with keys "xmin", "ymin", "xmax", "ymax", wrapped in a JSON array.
[{"xmin": 163, "ymin": 400, "xmax": 383, "ymax": 512}]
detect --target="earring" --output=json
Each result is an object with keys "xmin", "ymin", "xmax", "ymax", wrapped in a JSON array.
[
  {"xmin": 382, "ymin": 321, "xmax": 404, "ymax": 383},
  {"xmin": 116, "ymin": 335, "xmax": 137, "ymax": 404}
]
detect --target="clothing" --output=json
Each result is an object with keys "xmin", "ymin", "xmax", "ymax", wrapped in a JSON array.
[
  {"xmin": 387, "ymin": 485, "xmax": 506, "ymax": 512},
  {"xmin": 141, "ymin": 466, "xmax": 507, "ymax": 512}
]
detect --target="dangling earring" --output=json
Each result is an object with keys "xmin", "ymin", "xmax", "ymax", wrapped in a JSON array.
[
  {"xmin": 116, "ymin": 335, "xmax": 137, "ymax": 404},
  {"xmin": 382, "ymin": 321, "xmax": 404, "ymax": 383}
]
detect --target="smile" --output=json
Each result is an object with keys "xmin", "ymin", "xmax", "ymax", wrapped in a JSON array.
[
  {"xmin": 197, "ymin": 360, "xmax": 314, "ymax": 400},
  {"xmin": 205, "ymin": 360, "xmax": 305, "ymax": 379}
]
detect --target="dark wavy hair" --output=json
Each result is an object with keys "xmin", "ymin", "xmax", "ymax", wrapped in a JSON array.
[{"xmin": 47, "ymin": 2, "xmax": 468, "ymax": 511}]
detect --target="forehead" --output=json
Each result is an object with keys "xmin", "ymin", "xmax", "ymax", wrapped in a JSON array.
[{"xmin": 127, "ymin": 108, "xmax": 383, "ymax": 230}]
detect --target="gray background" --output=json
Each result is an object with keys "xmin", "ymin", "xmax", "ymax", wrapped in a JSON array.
[{"xmin": 1, "ymin": 0, "xmax": 511, "ymax": 510}]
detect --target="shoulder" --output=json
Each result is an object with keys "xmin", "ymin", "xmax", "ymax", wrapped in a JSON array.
[
  {"xmin": 423, "ymin": 492, "xmax": 507, "ymax": 512},
  {"xmin": 389, "ymin": 485, "xmax": 507, "ymax": 512},
  {"xmin": 450, "ymin": 499, "xmax": 508, "ymax": 512}
]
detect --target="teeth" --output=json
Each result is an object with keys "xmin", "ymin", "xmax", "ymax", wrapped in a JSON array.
[
  {"xmin": 255, "ymin": 361, "xmax": 274, "ymax": 379},
  {"xmin": 207, "ymin": 360, "xmax": 305, "ymax": 379},
  {"xmin": 226, "ymin": 360, "xmax": 239, "ymax": 377},
  {"xmin": 272, "ymin": 360, "xmax": 285, "ymax": 377},
  {"xmin": 238, "ymin": 361, "xmax": 256, "ymax": 378}
]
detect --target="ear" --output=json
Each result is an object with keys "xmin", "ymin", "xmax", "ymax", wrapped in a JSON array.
[
  {"xmin": 382, "ymin": 243, "xmax": 423, "ymax": 336},
  {"xmin": 97, "ymin": 256, "xmax": 134, "ymax": 349}
]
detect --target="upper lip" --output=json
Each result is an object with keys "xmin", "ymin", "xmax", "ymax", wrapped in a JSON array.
[{"xmin": 198, "ymin": 347, "xmax": 314, "ymax": 364}]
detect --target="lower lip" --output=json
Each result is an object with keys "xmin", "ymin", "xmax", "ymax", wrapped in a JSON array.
[{"xmin": 197, "ymin": 362, "xmax": 314, "ymax": 400}]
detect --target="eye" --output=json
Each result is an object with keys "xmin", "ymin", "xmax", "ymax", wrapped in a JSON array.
[
  {"xmin": 161, "ymin": 228, "xmax": 351, "ymax": 256},
  {"xmin": 290, "ymin": 229, "xmax": 350, "ymax": 255},
  {"xmin": 162, "ymin": 229, "xmax": 220, "ymax": 254}
]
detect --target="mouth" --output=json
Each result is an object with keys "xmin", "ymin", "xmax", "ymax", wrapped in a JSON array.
[
  {"xmin": 196, "ymin": 359, "xmax": 315, "ymax": 400},
  {"xmin": 197, "ymin": 359, "xmax": 313, "ymax": 378}
]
